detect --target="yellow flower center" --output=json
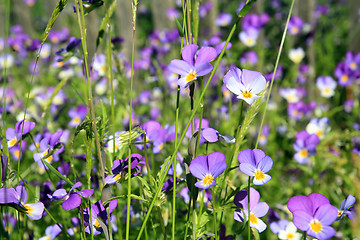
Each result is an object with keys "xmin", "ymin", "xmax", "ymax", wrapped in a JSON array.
[
  {"xmin": 186, "ymin": 71, "xmax": 197, "ymax": 82},
  {"xmin": 316, "ymin": 131, "xmax": 323, "ymax": 137},
  {"xmin": 158, "ymin": 144, "xmax": 164, "ymax": 150},
  {"xmin": 246, "ymin": 39, "xmax": 254, "ymax": 46},
  {"xmin": 9, "ymin": 138, "xmax": 18, "ymax": 147},
  {"xmin": 338, "ymin": 210, "xmax": 343, "ymax": 217},
  {"xmin": 310, "ymin": 219, "xmax": 322, "ymax": 233},
  {"xmin": 350, "ymin": 62, "xmax": 357, "ymax": 70},
  {"xmin": 291, "ymin": 27, "xmax": 299, "ymax": 34},
  {"xmin": 202, "ymin": 174, "xmax": 214, "ymax": 185},
  {"xmin": 254, "ymin": 169, "xmax": 265, "ymax": 181},
  {"xmin": 323, "ymin": 88, "xmax": 330, "ymax": 94},
  {"xmin": 73, "ymin": 116, "xmax": 81, "ymax": 124},
  {"xmin": 24, "ymin": 204, "xmax": 33, "ymax": 215},
  {"xmin": 242, "ymin": 90, "xmax": 252, "ymax": 99},
  {"xmin": 341, "ymin": 75, "xmax": 348, "ymax": 83},
  {"xmin": 114, "ymin": 173, "xmax": 122, "ymax": 181},
  {"xmin": 51, "ymin": 36, "xmax": 59, "ymax": 44},
  {"xmin": 94, "ymin": 220, "xmax": 101, "ymax": 228},
  {"xmin": 13, "ymin": 150, "xmax": 20, "ymax": 158},
  {"xmin": 299, "ymin": 149, "xmax": 308, "ymax": 158},
  {"xmin": 287, "ymin": 233, "xmax": 294, "ymax": 239},
  {"xmin": 249, "ymin": 213, "xmax": 258, "ymax": 224}
]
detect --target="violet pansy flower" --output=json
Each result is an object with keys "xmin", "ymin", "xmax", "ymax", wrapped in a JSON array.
[
  {"xmin": 105, "ymin": 154, "xmax": 142, "ymax": 185},
  {"xmin": 238, "ymin": 149, "xmax": 273, "ymax": 185},
  {"xmin": 168, "ymin": 44, "xmax": 217, "ymax": 88},
  {"xmin": 6, "ymin": 120, "xmax": 35, "ymax": 148},
  {"xmin": 68, "ymin": 105, "xmax": 87, "ymax": 127},
  {"xmin": 223, "ymin": 67, "xmax": 266, "ymax": 105},
  {"xmin": 316, "ymin": 76, "xmax": 337, "ymax": 98},
  {"xmin": 234, "ymin": 187, "xmax": 269, "ymax": 233},
  {"xmin": 293, "ymin": 130, "xmax": 320, "ymax": 164},
  {"xmin": 39, "ymin": 224, "xmax": 62, "ymax": 240},
  {"xmin": 270, "ymin": 219, "xmax": 301, "ymax": 240},
  {"xmin": 336, "ymin": 194, "xmax": 356, "ymax": 221},
  {"xmin": 48, "ymin": 182, "xmax": 94, "ymax": 210},
  {"xmin": 189, "ymin": 152, "xmax": 226, "ymax": 189},
  {"xmin": 287, "ymin": 193, "xmax": 338, "ymax": 239},
  {"xmin": 33, "ymin": 131, "xmax": 63, "ymax": 168}
]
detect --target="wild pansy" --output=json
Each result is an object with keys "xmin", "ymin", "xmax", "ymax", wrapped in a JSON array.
[
  {"xmin": 223, "ymin": 67, "xmax": 266, "ymax": 105},
  {"xmin": 306, "ymin": 117, "xmax": 330, "ymax": 140},
  {"xmin": 48, "ymin": 182, "xmax": 94, "ymax": 210},
  {"xmin": 233, "ymin": 187, "xmax": 269, "ymax": 233},
  {"xmin": 6, "ymin": 120, "xmax": 36, "ymax": 149},
  {"xmin": 288, "ymin": 48, "xmax": 305, "ymax": 64},
  {"xmin": 270, "ymin": 219, "xmax": 301, "ymax": 240},
  {"xmin": 68, "ymin": 105, "xmax": 87, "ymax": 127},
  {"xmin": 33, "ymin": 131, "xmax": 63, "ymax": 169},
  {"xmin": 279, "ymin": 87, "xmax": 306, "ymax": 103},
  {"xmin": 83, "ymin": 200, "xmax": 117, "ymax": 235},
  {"xmin": 137, "ymin": 120, "xmax": 168, "ymax": 154},
  {"xmin": 336, "ymin": 194, "xmax": 356, "ymax": 221},
  {"xmin": 9, "ymin": 141, "xmax": 27, "ymax": 161},
  {"xmin": 215, "ymin": 13, "xmax": 232, "ymax": 27},
  {"xmin": 288, "ymin": 16, "xmax": 303, "ymax": 35},
  {"xmin": 0, "ymin": 186, "xmax": 44, "ymax": 220},
  {"xmin": 168, "ymin": 44, "xmax": 217, "ymax": 88},
  {"xmin": 0, "ymin": 54, "xmax": 15, "ymax": 70},
  {"xmin": 48, "ymin": 28, "xmax": 70, "ymax": 44},
  {"xmin": 287, "ymin": 193, "xmax": 338, "ymax": 239},
  {"xmin": 93, "ymin": 54, "xmax": 106, "ymax": 77},
  {"xmin": 39, "ymin": 224, "xmax": 62, "ymax": 240},
  {"xmin": 2, "ymin": 213, "xmax": 16, "ymax": 234},
  {"xmin": 293, "ymin": 130, "xmax": 320, "ymax": 164},
  {"xmin": 258, "ymin": 125, "xmax": 270, "ymax": 146},
  {"xmin": 316, "ymin": 76, "xmax": 337, "ymax": 98},
  {"xmin": 345, "ymin": 51, "xmax": 360, "ymax": 71},
  {"xmin": 334, "ymin": 62, "xmax": 352, "ymax": 86},
  {"xmin": 239, "ymin": 28, "xmax": 259, "ymax": 47},
  {"xmin": 238, "ymin": 149, "xmax": 273, "ymax": 185},
  {"xmin": 105, "ymin": 154, "xmax": 143, "ymax": 185},
  {"xmin": 189, "ymin": 152, "xmax": 226, "ymax": 189},
  {"xmin": 240, "ymin": 51, "xmax": 259, "ymax": 67}
]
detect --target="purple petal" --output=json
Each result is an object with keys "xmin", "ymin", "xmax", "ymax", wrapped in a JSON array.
[
  {"xmin": 181, "ymin": 44, "xmax": 198, "ymax": 65},
  {"xmin": 140, "ymin": 120, "xmax": 161, "ymax": 134},
  {"xmin": 6, "ymin": 129, "xmax": 16, "ymax": 141},
  {"xmin": 252, "ymin": 149, "xmax": 266, "ymax": 164},
  {"xmin": 223, "ymin": 67, "xmax": 242, "ymax": 84},
  {"xmin": 39, "ymin": 138, "xmax": 50, "ymax": 150},
  {"xmin": 195, "ymin": 62, "xmax": 213, "ymax": 77},
  {"xmin": 292, "ymin": 210, "xmax": 312, "ymax": 231},
  {"xmin": 238, "ymin": 149, "xmax": 255, "ymax": 165},
  {"xmin": 49, "ymin": 131, "xmax": 63, "ymax": 147},
  {"xmin": 252, "ymin": 202, "xmax": 269, "ymax": 218},
  {"xmin": 202, "ymin": 128, "xmax": 219, "ymax": 142},
  {"xmin": 105, "ymin": 175, "xmax": 117, "ymax": 185},
  {"xmin": 239, "ymin": 163, "xmax": 256, "ymax": 177},
  {"xmin": 314, "ymin": 204, "xmax": 338, "ymax": 225},
  {"xmin": 168, "ymin": 59, "xmax": 192, "ymax": 76},
  {"xmin": 225, "ymin": 75, "xmax": 243, "ymax": 96},
  {"xmin": 340, "ymin": 194, "xmax": 356, "ymax": 210},
  {"xmin": 207, "ymin": 152, "xmax": 226, "ymax": 178},
  {"xmin": 189, "ymin": 155, "xmax": 209, "ymax": 179},
  {"xmin": 108, "ymin": 199, "xmax": 118, "ymax": 214},
  {"xmin": 234, "ymin": 190, "xmax": 248, "ymax": 209},
  {"xmin": 0, "ymin": 188, "xmax": 19, "ymax": 204},
  {"xmin": 249, "ymin": 187, "xmax": 260, "ymax": 208},
  {"xmin": 308, "ymin": 225, "xmax": 335, "ymax": 240},
  {"xmin": 24, "ymin": 202, "xmax": 44, "ymax": 220},
  {"xmin": 15, "ymin": 186, "xmax": 27, "ymax": 203},
  {"xmin": 62, "ymin": 193, "xmax": 81, "ymax": 210},
  {"xmin": 195, "ymin": 47, "xmax": 217, "ymax": 66},
  {"xmin": 69, "ymin": 182, "xmax": 83, "ymax": 193},
  {"xmin": 308, "ymin": 193, "xmax": 330, "ymax": 213},
  {"xmin": 77, "ymin": 189, "xmax": 94, "ymax": 198},
  {"xmin": 257, "ymin": 156, "xmax": 272, "ymax": 173},
  {"xmin": 195, "ymin": 179, "xmax": 216, "ymax": 189},
  {"xmin": 15, "ymin": 120, "xmax": 36, "ymax": 136},
  {"xmin": 287, "ymin": 196, "xmax": 313, "ymax": 215},
  {"xmin": 241, "ymin": 69, "xmax": 266, "ymax": 94},
  {"xmin": 52, "ymin": 189, "xmax": 67, "ymax": 199}
]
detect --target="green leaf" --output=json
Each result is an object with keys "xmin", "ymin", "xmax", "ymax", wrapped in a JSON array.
[
  {"xmin": 238, "ymin": 0, "xmax": 257, "ymax": 18},
  {"xmin": 175, "ymin": 17, "xmax": 184, "ymax": 38},
  {"xmin": 41, "ymin": 160, "xmax": 74, "ymax": 186}
]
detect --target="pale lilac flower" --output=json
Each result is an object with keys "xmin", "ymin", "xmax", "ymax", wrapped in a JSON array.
[
  {"xmin": 316, "ymin": 76, "xmax": 337, "ymax": 98},
  {"xmin": 39, "ymin": 224, "xmax": 62, "ymax": 240}
]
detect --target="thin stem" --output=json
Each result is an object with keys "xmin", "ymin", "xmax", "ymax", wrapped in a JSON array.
[
  {"xmin": 247, "ymin": 176, "xmax": 251, "ymax": 240},
  {"xmin": 186, "ymin": 0, "xmax": 192, "ymax": 44},
  {"xmin": 107, "ymin": 19, "xmax": 115, "ymax": 163},
  {"xmin": 126, "ymin": 1, "xmax": 138, "ymax": 239},
  {"xmin": 255, "ymin": 0, "xmax": 296, "ymax": 149}
]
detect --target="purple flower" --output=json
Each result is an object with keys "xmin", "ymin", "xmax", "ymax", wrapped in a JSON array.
[
  {"xmin": 234, "ymin": 187, "xmax": 269, "ymax": 233},
  {"xmin": 287, "ymin": 193, "xmax": 338, "ymax": 239},
  {"xmin": 293, "ymin": 130, "xmax": 320, "ymax": 164},
  {"xmin": 238, "ymin": 149, "xmax": 273, "ymax": 185},
  {"xmin": 39, "ymin": 224, "xmax": 62, "ymax": 240},
  {"xmin": 334, "ymin": 62, "xmax": 352, "ymax": 86},
  {"xmin": 239, "ymin": 28, "xmax": 259, "ymax": 47},
  {"xmin": 48, "ymin": 182, "xmax": 94, "ymax": 210},
  {"xmin": 6, "ymin": 120, "xmax": 36, "ymax": 148},
  {"xmin": 270, "ymin": 220, "xmax": 301, "ymax": 239},
  {"xmin": 189, "ymin": 152, "xmax": 226, "ymax": 189},
  {"xmin": 288, "ymin": 16, "xmax": 303, "ymax": 35},
  {"xmin": 168, "ymin": 44, "xmax": 217, "ymax": 88},
  {"xmin": 336, "ymin": 194, "xmax": 356, "ymax": 221},
  {"xmin": 68, "ymin": 105, "xmax": 87, "ymax": 127},
  {"xmin": 0, "ymin": 186, "xmax": 44, "ymax": 220},
  {"xmin": 215, "ymin": 13, "xmax": 232, "ymax": 27},
  {"xmin": 83, "ymin": 200, "xmax": 118, "ymax": 235},
  {"xmin": 223, "ymin": 67, "xmax": 266, "ymax": 105},
  {"xmin": 240, "ymin": 51, "xmax": 258, "ymax": 66},
  {"xmin": 345, "ymin": 51, "xmax": 360, "ymax": 71},
  {"xmin": 316, "ymin": 76, "xmax": 337, "ymax": 98},
  {"xmin": 33, "ymin": 131, "xmax": 63, "ymax": 169},
  {"xmin": 105, "ymin": 154, "xmax": 143, "ymax": 185}
]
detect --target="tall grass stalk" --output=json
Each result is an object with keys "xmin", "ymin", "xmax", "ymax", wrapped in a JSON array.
[
  {"xmin": 136, "ymin": 2, "xmax": 256, "ymax": 239},
  {"xmin": 126, "ymin": 1, "xmax": 138, "ymax": 239}
]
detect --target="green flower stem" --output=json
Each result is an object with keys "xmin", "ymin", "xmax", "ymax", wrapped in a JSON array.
[
  {"xmin": 136, "ymin": 3, "xmax": 256, "ymax": 239},
  {"xmin": 75, "ymin": 0, "xmax": 105, "ymax": 186},
  {"xmin": 126, "ymin": 1, "xmax": 138, "ymax": 239},
  {"xmin": 247, "ymin": 176, "xmax": 251, "ymax": 240},
  {"xmin": 186, "ymin": 0, "xmax": 192, "ymax": 44},
  {"xmin": 255, "ymin": 0, "xmax": 296, "ymax": 149}
]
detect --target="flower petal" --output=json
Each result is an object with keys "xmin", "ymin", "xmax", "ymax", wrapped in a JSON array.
[
  {"xmin": 207, "ymin": 152, "xmax": 226, "ymax": 178},
  {"xmin": 292, "ymin": 210, "xmax": 312, "ymax": 231},
  {"xmin": 189, "ymin": 155, "xmax": 209, "ymax": 179},
  {"xmin": 168, "ymin": 59, "xmax": 192, "ymax": 76},
  {"xmin": 239, "ymin": 163, "xmax": 256, "ymax": 177},
  {"xmin": 241, "ymin": 69, "xmax": 266, "ymax": 94},
  {"xmin": 195, "ymin": 46, "xmax": 217, "ymax": 66},
  {"xmin": 308, "ymin": 193, "xmax": 330, "ymax": 213},
  {"xmin": 77, "ymin": 189, "xmax": 94, "ymax": 198},
  {"xmin": 253, "ymin": 174, "xmax": 271, "ymax": 185},
  {"xmin": 238, "ymin": 149, "xmax": 255, "ymax": 165},
  {"xmin": 251, "ymin": 202, "xmax": 269, "ymax": 218},
  {"xmin": 62, "ymin": 193, "xmax": 81, "ymax": 210},
  {"xmin": 257, "ymin": 156, "xmax": 273, "ymax": 173},
  {"xmin": 225, "ymin": 76, "xmax": 243, "ymax": 96},
  {"xmin": 287, "ymin": 196, "xmax": 313, "ymax": 214},
  {"xmin": 307, "ymin": 225, "xmax": 335, "ymax": 240},
  {"xmin": 314, "ymin": 204, "xmax": 338, "ymax": 225},
  {"xmin": 25, "ymin": 202, "xmax": 44, "ymax": 220},
  {"xmin": 182, "ymin": 44, "xmax": 198, "ymax": 65},
  {"xmin": 195, "ymin": 62, "xmax": 213, "ymax": 77}
]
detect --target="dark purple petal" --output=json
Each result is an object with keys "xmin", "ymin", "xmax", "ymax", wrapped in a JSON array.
[
  {"xmin": 168, "ymin": 59, "xmax": 192, "ymax": 76},
  {"xmin": 238, "ymin": 149, "xmax": 255, "ymax": 165},
  {"xmin": 62, "ymin": 193, "xmax": 81, "ymax": 210},
  {"xmin": 234, "ymin": 209, "xmax": 245, "ymax": 222},
  {"xmin": 49, "ymin": 131, "xmax": 63, "ymax": 147},
  {"xmin": 234, "ymin": 190, "xmax": 248, "ymax": 209},
  {"xmin": 292, "ymin": 210, "xmax": 312, "ymax": 231},
  {"xmin": 181, "ymin": 44, "xmax": 198, "ymax": 65},
  {"xmin": 189, "ymin": 155, "xmax": 209, "ymax": 179},
  {"xmin": 77, "ymin": 189, "xmax": 94, "ymax": 198},
  {"xmin": 287, "ymin": 196, "xmax": 313, "ymax": 215},
  {"xmin": 207, "ymin": 152, "xmax": 226, "ymax": 178},
  {"xmin": 314, "ymin": 204, "xmax": 338, "ymax": 225},
  {"xmin": 195, "ymin": 47, "xmax": 217, "ymax": 66}
]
